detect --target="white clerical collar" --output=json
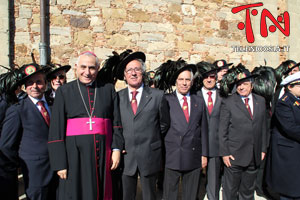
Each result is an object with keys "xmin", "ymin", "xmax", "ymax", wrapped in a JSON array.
[{"xmin": 28, "ymin": 95, "xmax": 47, "ymax": 105}]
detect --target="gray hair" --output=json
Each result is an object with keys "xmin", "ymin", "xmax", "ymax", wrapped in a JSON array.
[
  {"xmin": 77, "ymin": 51, "xmax": 100, "ymax": 67},
  {"xmin": 132, "ymin": 58, "xmax": 146, "ymax": 72}
]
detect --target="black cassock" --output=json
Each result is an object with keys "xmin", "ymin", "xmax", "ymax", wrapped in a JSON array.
[{"xmin": 48, "ymin": 79, "xmax": 123, "ymax": 200}]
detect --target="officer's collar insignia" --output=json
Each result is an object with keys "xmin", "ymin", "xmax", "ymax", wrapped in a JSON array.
[
  {"xmin": 282, "ymin": 95, "xmax": 288, "ymax": 101},
  {"xmin": 294, "ymin": 101, "xmax": 300, "ymax": 106}
]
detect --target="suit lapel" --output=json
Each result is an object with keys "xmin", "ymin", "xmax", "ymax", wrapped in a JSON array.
[
  {"xmin": 122, "ymin": 88, "xmax": 135, "ymax": 118},
  {"xmin": 135, "ymin": 86, "xmax": 152, "ymax": 117},
  {"xmin": 234, "ymin": 93, "xmax": 252, "ymax": 120},
  {"xmin": 26, "ymin": 97, "xmax": 48, "ymax": 125},
  {"xmin": 211, "ymin": 91, "xmax": 221, "ymax": 115},
  {"xmin": 187, "ymin": 95, "xmax": 197, "ymax": 130},
  {"xmin": 252, "ymin": 94, "xmax": 259, "ymax": 121},
  {"xmin": 197, "ymin": 91, "xmax": 210, "ymax": 120}
]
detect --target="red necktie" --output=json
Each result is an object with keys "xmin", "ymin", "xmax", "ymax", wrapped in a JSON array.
[
  {"xmin": 131, "ymin": 91, "xmax": 138, "ymax": 115},
  {"xmin": 182, "ymin": 96, "xmax": 189, "ymax": 122},
  {"xmin": 244, "ymin": 98, "xmax": 253, "ymax": 119},
  {"xmin": 207, "ymin": 91, "xmax": 213, "ymax": 115},
  {"xmin": 37, "ymin": 101, "xmax": 50, "ymax": 126}
]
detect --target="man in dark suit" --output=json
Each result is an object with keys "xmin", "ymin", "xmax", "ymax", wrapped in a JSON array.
[
  {"xmin": 219, "ymin": 67, "xmax": 267, "ymax": 200},
  {"xmin": 0, "ymin": 63, "xmax": 57, "ymax": 200},
  {"xmin": 161, "ymin": 63, "xmax": 208, "ymax": 200},
  {"xmin": 196, "ymin": 61, "xmax": 222, "ymax": 200},
  {"xmin": 266, "ymin": 71, "xmax": 300, "ymax": 200},
  {"xmin": 117, "ymin": 51, "xmax": 164, "ymax": 200}
]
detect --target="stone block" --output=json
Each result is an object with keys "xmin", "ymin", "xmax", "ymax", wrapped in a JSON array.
[
  {"xmin": 140, "ymin": 33, "xmax": 164, "ymax": 41},
  {"xmin": 51, "ymin": 15, "xmax": 68, "ymax": 26},
  {"xmin": 129, "ymin": 10, "xmax": 150, "ymax": 22},
  {"xmin": 164, "ymin": 0, "xmax": 181, "ymax": 4},
  {"xmin": 211, "ymin": 21, "xmax": 220, "ymax": 29},
  {"xmin": 181, "ymin": 4, "xmax": 196, "ymax": 15},
  {"xmin": 147, "ymin": 42, "xmax": 175, "ymax": 52},
  {"xmin": 179, "ymin": 51, "xmax": 189, "ymax": 59},
  {"xmin": 220, "ymin": 20, "xmax": 228, "ymax": 30},
  {"xmin": 50, "ymin": 27, "xmax": 71, "ymax": 36},
  {"xmin": 16, "ymin": 19, "xmax": 28, "ymax": 30},
  {"xmin": 30, "ymin": 24, "xmax": 40, "ymax": 32},
  {"xmin": 15, "ymin": 44, "xmax": 28, "ymax": 54},
  {"xmin": 19, "ymin": 5, "xmax": 32, "ymax": 19},
  {"xmin": 177, "ymin": 24, "xmax": 197, "ymax": 31},
  {"xmin": 90, "ymin": 16, "xmax": 102, "ymax": 26},
  {"xmin": 30, "ymin": 14, "xmax": 39, "ymax": 24},
  {"xmin": 107, "ymin": 34, "xmax": 132, "ymax": 47},
  {"xmin": 93, "ymin": 26, "xmax": 104, "ymax": 33},
  {"xmin": 70, "ymin": 17, "xmax": 90, "ymax": 28},
  {"xmin": 137, "ymin": 42, "xmax": 148, "ymax": 49},
  {"xmin": 141, "ymin": 23, "xmax": 173, "ymax": 32},
  {"xmin": 140, "ymin": 0, "xmax": 166, "ymax": 5},
  {"xmin": 168, "ymin": 3, "xmax": 181, "ymax": 12},
  {"xmin": 95, "ymin": 0, "xmax": 111, "ymax": 8},
  {"xmin": 169, "ymin": 14, "xmax": 181, "ymax": 23},
  {"xmin": 205, "ymin": 37, "xmax": 226, "ymax": 45},
  {"xmin": 121, "ymin": 22, "xmax": 141, "ymax": 32},
  {"xmin": 105, "ymin": 20, "xmax": 119, "ymax": 32},
  {"xmin": 177, "ymin": 41, "xmax": 192, "ymax": 51},
  {"xmin": 102, "ymin": 8, "xmax": 126, "ymax": 19},
  {"xmin": 193, "ymin": 43, "xmax": 210, "ymax": 52},
  {"xmin": 50, "ymin": 35, "xmax": 72, "ymax": 45},
  {"xmin": 15, "ymin": 32, "xmax": 30, "ymax": 44},
  {"xmin": 76, "ymin": 0, "xmax": 92, "ymax": 6},
  {"xmin": 74, "ymin": 30, "xmax": 93, "ymax": 45},
  {"xmin": 62, "ymin": 10, "xmax": 84, "ymax": 16},
  {"xmin": 86, "ymin": 8, "xmax": 101, "ymax": 16},
  {"xmin": 57, "ymin": 0, "xmax": 71, "ymax": 5},
  {"xmin": 50, "ymin": 6, "xmax": 61, "ymax": 15},
  {"xmin": 94, "ymin": 47, "xmax": 114, "ymax": 60},
  {"xmin": 183, "ymin": 32, "xmax": 201, "ymax": 42},
  {"xmin": 183, "ymin": 17, "xmax": 193, "ymax": 24},
  {"xmin": 190, "ymin": 54, "xmax": 202, "ymax": 63}
]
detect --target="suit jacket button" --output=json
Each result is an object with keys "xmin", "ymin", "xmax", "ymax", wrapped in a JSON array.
[{"xmin": 192, "ymin": 148, "xmax": 195, "ymax": 151}]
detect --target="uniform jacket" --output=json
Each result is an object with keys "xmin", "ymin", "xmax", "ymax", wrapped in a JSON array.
[
  {"xmin": 161, "ymin": 92, "xmax": 208, "ymax": 171},
  {"xmin": 118, "ymin": 86, "xmax": 164, "ymax": 176},
  {"xmin": 219, "ymin": 92, "xmax": 267, "ymax": 167},
  {"xmin": 266, "ymin": 92, "xmax": 300, "ymax": 197},
  {"xmin": 0, "ymin": 96, "xmax": 53, "ymax": 187},
  {"xmin": 197, "ymin": 89, "xmax": 222, "ymax": 157}
]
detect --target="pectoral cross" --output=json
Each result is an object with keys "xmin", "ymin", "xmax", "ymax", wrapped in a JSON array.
[{"xmin": 87, "ymin": 118, "xmax": 95, "ymax": 131}]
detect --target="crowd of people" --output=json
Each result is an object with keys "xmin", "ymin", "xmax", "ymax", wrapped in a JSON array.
[{"xmin": 0, "ymin": 50, "xmax": 299, "ymax": 200}]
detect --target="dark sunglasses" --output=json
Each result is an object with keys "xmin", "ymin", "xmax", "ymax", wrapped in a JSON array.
[
  {"xmin": 51, "ymin": 74, "xmax": 65, "ymax": 80},
  {"xmin": 204, "ymin": 74, "xmax": 216, "ymax": 79}
]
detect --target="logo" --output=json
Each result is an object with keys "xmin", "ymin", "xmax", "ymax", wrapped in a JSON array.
[
  {"xmin": 237, "ymin": 72, "xmax": 246, "ymax": 80},
  {"xmin": 217, "ymin": 61, "xmax": 224, "ymax": 67},
  {"xmin": 232, "ymin": 2, "xmax": 290, "ymax": 43},
  {"xmin": 24, "ymin": 65, "xmax": 37, "ymax": 75}
]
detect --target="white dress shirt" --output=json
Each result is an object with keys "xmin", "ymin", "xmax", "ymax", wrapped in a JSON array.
[
  {"xmin": 201, "ymin": 87, "xmax": 217, "ymax": 107},
  {"xmin": 28, "ymin": 95, "xmax": 51, "ymax": 115},
  {"xmin": 128, "ymin": 84, "xmax": 144, "ymax": 106},
  {"xmin": 240, "ymin": 93, "xmax": 254, "ymax": 114},
  {"xmin": 176, "ymin": 91, "xmax": 191, "ymax": 115}
]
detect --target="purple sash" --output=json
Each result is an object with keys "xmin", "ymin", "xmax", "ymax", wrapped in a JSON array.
[{"xmin": 66, "ymin": 118, "xmax": 113, "ymax": 199}]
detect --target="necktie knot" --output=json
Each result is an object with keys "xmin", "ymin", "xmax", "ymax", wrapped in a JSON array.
[
  {"xmin": 183, "ymin": 96, "xmax": 187, "ymax": 102},
  {"xmin": 131, "ymin": 91, "xmax": 138, "ymax": 99},
  {"xmin": 207, "ymin": 91, "xmax": 212, "ymax": 96},
  {"xmin": 37, "ymin": 100, "xmax": 44, "ymax": 106},
  {"xmin": 37, "ymin": 100, "xmax": 50, "ymax": 126},
  {"xmin": 244, "ymin": 98, "xmax": 249, "ymax": 104},
  {"xmin": 131, "ymin": 91, "xmax": 138, "ymax": 115}
]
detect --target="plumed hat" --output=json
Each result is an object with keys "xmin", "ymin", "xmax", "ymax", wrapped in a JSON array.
[{"xmin": 46, "ymin": 63, "xmax": 71, "ymax": 80}]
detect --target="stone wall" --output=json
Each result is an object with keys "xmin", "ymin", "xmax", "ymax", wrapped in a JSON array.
[{"xmin": 1, "ymin": 0, "xmax": 296, "ymax": 84}]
